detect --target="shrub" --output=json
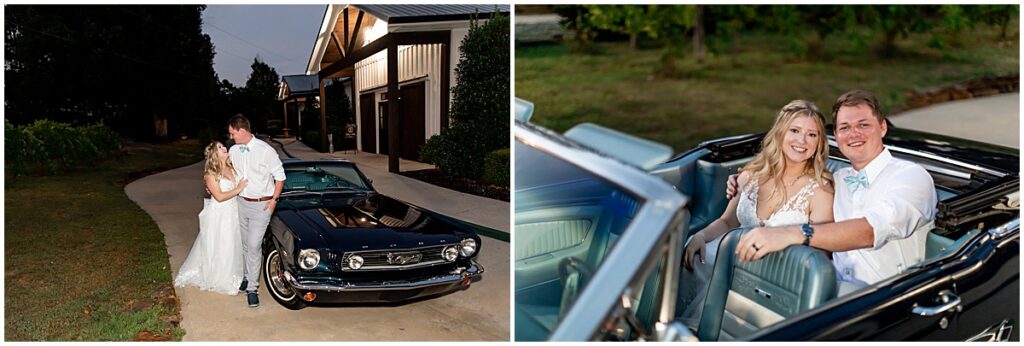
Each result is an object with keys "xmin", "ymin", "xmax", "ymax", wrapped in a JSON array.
[
  {"xmin": 419, "ymin": 10, "xmax": 510, "ymax": 178},
  {"xmin": 5, "ymin": 120, "xmax": 43, "ymax": 175},
  {"xmin": 482, "ymin": 148, "xmax": 509, "ymax": 188},
  {"xmin": 5, "ymin": 120, "xmax": 122, "ymax": 175}
]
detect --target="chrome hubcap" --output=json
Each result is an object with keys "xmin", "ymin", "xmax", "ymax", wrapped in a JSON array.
[{"xmin": 268, "ymin": 251, "xmax": 295, "ymax": 300}]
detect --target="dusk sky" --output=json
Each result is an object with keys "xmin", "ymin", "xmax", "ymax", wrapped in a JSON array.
[{"xmin": 202, "ymin": 5, "xmax": 326, "ymax": 86}]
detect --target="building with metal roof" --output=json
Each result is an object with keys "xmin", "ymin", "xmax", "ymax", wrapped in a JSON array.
[{"xmin": 303, "ymin": 4, "xmax": 508, "ymax": 172}]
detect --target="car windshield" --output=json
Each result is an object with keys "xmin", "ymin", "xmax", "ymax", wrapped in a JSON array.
[
  {"xmin": 514, "ymin": 139, "xmax": 643, "ymax": 341},
  {"xmin": 282, "ymin": 162, "xmax": 371, "ymax": 193}
]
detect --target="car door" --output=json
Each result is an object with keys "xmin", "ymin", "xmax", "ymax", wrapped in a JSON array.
[
  {"xmin": 753, "ymin": 218, "xmax": 1019, "ymax": 341},
  {"xmin": 951, "ymin": 219, "xmax": 1019, "ymax": 342}
]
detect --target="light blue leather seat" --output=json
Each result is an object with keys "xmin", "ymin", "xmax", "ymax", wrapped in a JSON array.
[{"xmin": 697, "ymin": 228, "xmax": 837, "ymax": 341}]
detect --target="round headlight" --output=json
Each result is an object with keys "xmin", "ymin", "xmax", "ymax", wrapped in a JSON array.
[
  {"xmin": 459, "ymin": 238, "xmax": 477, "ymax": 257},
  {"xmin": 442, "ymin": 246, "xmax": 459, "ymax": 262},
  {"xmin": 348, "ymin": 255, "xmax": 364, "ymax": 270},
  {"xmin": 298, "ymin": 249, "xmax": 320, "ymax": 270}
]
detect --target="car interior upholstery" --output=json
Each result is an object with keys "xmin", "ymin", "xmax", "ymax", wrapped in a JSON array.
[
  {"xmin": 655, "ymin": 153, "xmax": 970, "ymax": 340},
  {"xmin": 697, "ymin": 227, "xmax": 837, "ymax": 341},
  {"xmin": 514, "ymin": 178, "xmax": 641, "ymax": 340}
]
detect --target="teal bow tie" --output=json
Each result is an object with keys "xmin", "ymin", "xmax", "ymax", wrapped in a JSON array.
[
  {"xmin": 844, "ymin": 170, "xmax": 869, "ymax": 193},
  {"xmin": 239, "ymin": 145, "xmax": 249, "ymax": 153}
]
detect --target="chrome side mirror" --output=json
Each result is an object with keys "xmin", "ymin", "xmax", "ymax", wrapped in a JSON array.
[{"xmin": 654, "ymin": 321, "xmax": 699, "ymax": 342}]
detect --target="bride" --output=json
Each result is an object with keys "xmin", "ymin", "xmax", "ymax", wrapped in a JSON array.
[
  {"xmin": 677, "ymin": 100, "xmax": 835, "ymax": 329},
  {"xmin": 174, "ymin": 141, "xmax": 248, "ymax": 295}
]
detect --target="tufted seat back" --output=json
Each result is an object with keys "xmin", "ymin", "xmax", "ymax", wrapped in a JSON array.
[{"xmin": 697, "ymin": 228, "xmax": 837, "ymax": 341}]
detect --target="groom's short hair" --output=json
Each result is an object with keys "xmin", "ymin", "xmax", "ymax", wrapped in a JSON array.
[
  {"xmin": 228, "ymin": 114, "xmax": 251, "ymax": 133},
  {"xmin": 831, "ymin": 90, "xmax": 885, "ymax": 126}
]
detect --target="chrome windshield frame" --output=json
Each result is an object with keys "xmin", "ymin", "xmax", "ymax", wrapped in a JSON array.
[{"xmin": 515, "ymin": 121, "xmax": 688, "ymax": 341}]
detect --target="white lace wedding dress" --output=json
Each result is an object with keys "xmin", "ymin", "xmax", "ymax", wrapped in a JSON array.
[
  {"xmin": 678, "ymin": 177, "xmax": 818, "ymax": 329},
  {"xmin": 174, "ymin": 176, "xmax": 245, "ymax": 295}
]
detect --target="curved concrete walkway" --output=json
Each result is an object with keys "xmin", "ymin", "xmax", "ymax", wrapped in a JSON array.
[
  {"xmin": 125, "ymin": 142, "xmax": 509, "ymax": 341},
  {"xmin": 891, "ymin": 93, "xmax": 1019, "ymax": 149}
]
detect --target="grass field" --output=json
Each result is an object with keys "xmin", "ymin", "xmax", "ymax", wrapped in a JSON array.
[
  {"xmin": 5, "ymin": 140, "xmax": 203, "ymax": 341},
  {"xmin": 516, "ymin": 25, "xmax": 1019, "ymax": 152}
]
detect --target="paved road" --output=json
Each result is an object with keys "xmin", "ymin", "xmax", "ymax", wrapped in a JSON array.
[
  {"xmin": 125, "ymin": 142, "xmax": 509, "ymax": 341},
  {"xmin": 891, "ymin": 93, "xmax": 1019, "ymax": 149}
]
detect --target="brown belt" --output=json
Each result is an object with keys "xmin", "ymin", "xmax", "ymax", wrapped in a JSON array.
[{"xmin": 241, "ymin": 196, "xmax": 274, "ymax": 202}]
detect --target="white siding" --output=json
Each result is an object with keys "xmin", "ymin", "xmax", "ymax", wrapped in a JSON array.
[{"xmin": 353, "ymin": 44, "xmax": 445, "ymax": 153}]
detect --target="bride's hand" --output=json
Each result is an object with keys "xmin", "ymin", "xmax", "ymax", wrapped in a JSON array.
[
  {"xmin": 236, "ymin": 178, "xmax": 248, "ymax": 190},
  {"xmin": 683, "ymin": 232, "xmax": 707, "ymax": 271}
]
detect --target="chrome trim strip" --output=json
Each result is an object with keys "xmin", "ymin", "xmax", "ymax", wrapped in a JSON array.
[
  {"xmin": 343, "ymin": 244, "xmax": 448, "ymax": 255},
  {"xmin": 287, "ymin": 261, "xmax": 483, "ymax": 292},
  {"xmin": 886, "ymin": 145, "xmax": 1005, "ymax": 177},
  {"xmin": 988, "ymin": 218, "xmax": 1020, "ymax": 239},
  {"xmin": 346, "ymin": 259, "xmax": 448, "ymax": 271},
  {"xmin": 827, "ymin": 138, "xmax": 1006, "ymax": 178}
]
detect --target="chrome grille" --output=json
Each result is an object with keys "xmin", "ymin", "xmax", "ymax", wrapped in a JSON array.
[{"xmin": 341, "ymin": 245, "xmax": 450, "ymax": 271}]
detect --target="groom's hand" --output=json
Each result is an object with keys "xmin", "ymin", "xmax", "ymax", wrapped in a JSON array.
[
  {"xmin": 736, "ymin": 226, "xmax": 802, "ymax": 262},
  {"xmin": 264, "ymin": 199, "xmax": 277, "ymax": 212},
  {"xmin": 724, "ymin": 174, "xmax": 741, "ymax": 198}
]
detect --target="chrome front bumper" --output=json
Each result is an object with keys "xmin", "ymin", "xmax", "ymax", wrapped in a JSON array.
[{"xmin": 285, "ymin": 261, "xmax": 484, "ymax": 292}]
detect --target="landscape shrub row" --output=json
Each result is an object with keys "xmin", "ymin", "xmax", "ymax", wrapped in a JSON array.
[{"xmin": 6, "ymin": 119, "xmax": 122, "ymax": 175}]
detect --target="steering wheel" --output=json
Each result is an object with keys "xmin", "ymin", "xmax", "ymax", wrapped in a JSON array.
[
  {"xmin": 557, "ymin": 256, "xmax": 595, "ymax": 320},
  {"xmin": 325, "ymin": 176, "xmax": 354, "ymax": 189}
]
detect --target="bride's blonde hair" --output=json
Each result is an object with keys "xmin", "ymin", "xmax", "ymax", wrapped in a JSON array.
[
  {"xmin": 743, "ymin": 100, "xmax": 834, "ymax": 195},
  {"xmin": 202, "ymin": 141, "xmax": 234, "ymax": 179}
]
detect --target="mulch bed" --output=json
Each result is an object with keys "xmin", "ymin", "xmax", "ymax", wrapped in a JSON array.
[
  {"xmin": 897, "ymin": 74, "xmax": 1019, "ymax": 112},
  {"xmin": 400, "ymin": 169, "xmax": 509, "ymax": 202}
]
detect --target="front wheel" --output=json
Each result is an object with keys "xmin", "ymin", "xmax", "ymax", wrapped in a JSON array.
[{"xmin": 263, "ymin": 248, "xmax": 307, "ymax": 310}]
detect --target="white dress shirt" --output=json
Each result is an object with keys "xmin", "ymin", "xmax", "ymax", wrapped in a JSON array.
[
  {"xmin": 832, "ymin": 148, "xmax": 937, "ymax": 288},
  {"xmin": 229, "ymin": 137, "xmax": 285, "ymax": 199}
]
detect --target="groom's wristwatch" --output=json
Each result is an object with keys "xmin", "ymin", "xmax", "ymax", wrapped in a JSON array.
[{"xmin": 800, "ymin": 224, "xmax": 814, "ymax": 246}]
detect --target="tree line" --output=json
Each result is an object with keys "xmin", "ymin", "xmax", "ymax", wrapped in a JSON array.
[
  {"xmin": 555, "ymin": 5, "xmax": 1017, "ymax": 72},
  {"xmin": 5, "ymin": 5, "xmax": 284, "ymax": 142}
]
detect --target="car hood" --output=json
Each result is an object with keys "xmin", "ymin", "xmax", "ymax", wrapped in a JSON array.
[{"xmin": 275, "ymin": 193, "xmax": 478, "ymax": 253}]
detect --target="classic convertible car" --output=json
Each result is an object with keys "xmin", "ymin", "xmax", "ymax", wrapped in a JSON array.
[
  {"xmin": 514, "ymin": 98, "xmax": 1019, "ymax": 341},
  {"xmin": 262, "ymin": 158, "xmax": 483, "ymax": 309}
]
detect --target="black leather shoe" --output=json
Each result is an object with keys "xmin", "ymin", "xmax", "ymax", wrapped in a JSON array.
[
  {"xmin": 247, "ymin": 292, "xmax": 259, "ymax": 307},
  {"xmin": 239, "ymin": 279, "xmax": 248, "ymax": 293}
]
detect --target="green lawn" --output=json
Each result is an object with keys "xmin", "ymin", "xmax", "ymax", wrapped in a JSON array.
[
  {"xmin": 5, "ymin": 140, "xmax": 203, "ymax": 341},
  {"xmin": 516, "ymin": 25, "xmax": 1019, "ymax": 152}
]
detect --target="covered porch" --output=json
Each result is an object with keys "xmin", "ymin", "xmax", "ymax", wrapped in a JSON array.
[{"xmin": 306, "ymin": 4, "xmax": 509, "ymax": 172}]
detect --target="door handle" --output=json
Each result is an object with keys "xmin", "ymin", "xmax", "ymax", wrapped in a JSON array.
[{"xmin": 911, "ymin": 290, "xmax": 962, "ymax": 317}]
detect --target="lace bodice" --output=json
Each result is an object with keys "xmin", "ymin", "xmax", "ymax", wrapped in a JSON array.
[
  {"xmin": 209, "ymin": 175, "xmax": 238, "ymax": 206},
  {"xmin": 736, "ymin": 176, "xmax": 818, "ymax": 228}
]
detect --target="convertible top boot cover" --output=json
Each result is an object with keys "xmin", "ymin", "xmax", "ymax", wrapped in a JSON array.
[{"xmin": 697, "ymin": 228, "xmax": 838, "ymax": 341}]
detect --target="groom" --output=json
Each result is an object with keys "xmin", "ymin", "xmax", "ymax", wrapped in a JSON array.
[
  {"xmin": 728, "ymin": 90, "xmax": 937, "ymax": 294},
  {"xmin": 228, "ymin": 114, "xmax": 286, "ymax": 307}
]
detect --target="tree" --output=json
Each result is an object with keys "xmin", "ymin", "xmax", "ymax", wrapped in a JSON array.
[
  {"xmin": 240, "ymin": 57, "xmax": 280, "ymax": 134},
  {"xmin": 4, "ymin": 5, "xmax": 218, "ymax": 141},
  {"xmin": 705, "ymin": 5, "xmax": 759, "ymax": 64},
  {"xmin": 965, "ymin": 5, "xmax": 1019, "ymax": 40},
  {"xmin": 862, "ymin": 5, "xmax": 940, "ymax": 57},
  {"xmin": 584, "ymin": 5, "xmax": 656, "ymax": 50},
  {"xmin": 420, "ymin": 11, "xmax": 510, "ymax": 179}
]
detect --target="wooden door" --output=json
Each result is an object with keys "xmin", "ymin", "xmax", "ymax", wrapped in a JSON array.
[
  {"xmin": 399, "ymin": 81, "xmax": 426, "ymax": 161},
  {"xmin": 359, "ymin": 93, "xmax": 376, "ymax": 153}
]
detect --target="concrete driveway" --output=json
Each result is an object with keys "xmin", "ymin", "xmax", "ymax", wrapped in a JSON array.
[
  {"xmin": 891, "ymin": 93, "xmax": 1019, "ymax": 149},
  {"xmin": 125, "ymin": 140, "xmax": 509, "ymax": 341}
]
